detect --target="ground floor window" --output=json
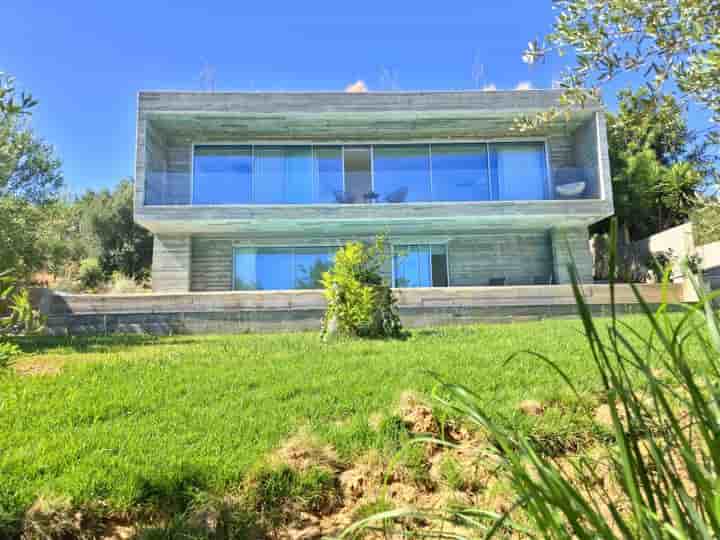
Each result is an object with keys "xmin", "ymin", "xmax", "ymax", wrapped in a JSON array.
[
  {"xmin": 393, "ymin": 244, "xmax": 449, "ymax": 288},
  {"xmin": 233, "ymin": 246, "xmax": 336, "ymax": 290}
]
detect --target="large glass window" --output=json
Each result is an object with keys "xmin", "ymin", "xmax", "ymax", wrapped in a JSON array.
[
  {"xmin": 490, "ymin": 143, "xmax": 548, "ymax": 201},
  {"xmin": 233, "ymin": 246, "xmax": 336, "ymax": 290},
  {"xmin": 373, "ymin": 145, "xmax": 431, "ymax": 203},
  {"xmin": 193, "ymin": 146, "xmax": 252, "ymax": 204},
  {"xmin": 431, "ymin": 144, "xmax": 490, "ymax": 201},
  {"xmin": 393, "ymin": 244, "xmax": 449, "ymax": 287},
  {"xmin": 191, "ymin": 142, "xmax": 549, "ymax": 205}
]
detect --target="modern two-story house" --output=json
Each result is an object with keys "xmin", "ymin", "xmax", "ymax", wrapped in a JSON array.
[{"xmin": 134, "ymin": 90, "xmax": 613, "ymax": 293}]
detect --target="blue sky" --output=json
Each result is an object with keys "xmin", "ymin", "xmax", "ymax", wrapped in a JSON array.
[{"xmin": 1, "ymin": 1, "xmax": 636, "ymax": 193}]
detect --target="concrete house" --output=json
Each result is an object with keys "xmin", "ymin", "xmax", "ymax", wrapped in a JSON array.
[{"xmin": 134, "ymin": 90, "xmax": 613, "ymax": 293}]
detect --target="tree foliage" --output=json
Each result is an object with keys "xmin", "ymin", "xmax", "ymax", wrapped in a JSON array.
[
  {"xmin": 593, "ymin": 89, "xmax": 707, "ymax": 240},
  {"xmin": 0, "ymin": 196, "xmax": 47, "ymax": 278},
  {"xmin": 78, "ymin": 179, "xmax": 153, "ymax": 280},
  {"xmin": 0, "ymin": 73, "xmax": 62, "ymax": 204},
  {"xmin": 520, "ymin": 0, "xmax": 719, "ymax": 162}
]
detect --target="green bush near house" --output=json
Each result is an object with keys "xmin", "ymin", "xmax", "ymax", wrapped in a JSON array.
[{"xmin": 320, "ymin": 236, "xmax": 403, "ymax": 340}]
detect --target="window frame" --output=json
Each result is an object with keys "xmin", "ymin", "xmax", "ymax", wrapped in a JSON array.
[
  {"xmin": 390, "ymin": 242, "xmax": 451, "ymax": 288},
  {"xmin": 189, "ymin": 139, "xmax": 552, "ymax": 207}
]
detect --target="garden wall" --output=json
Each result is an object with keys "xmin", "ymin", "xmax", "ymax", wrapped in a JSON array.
[{"xmin": 35, "ymin": 284, "xmax": 684, "ymax": 336}]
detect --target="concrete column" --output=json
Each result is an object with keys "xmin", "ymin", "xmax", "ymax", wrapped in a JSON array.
[
  {"xmin": 551, "ymin": 227, "xmax": 593, "ymax": 284},
  {"xmin": 151, "ymin": 235, "xmax": 191, "ymax": 292}
]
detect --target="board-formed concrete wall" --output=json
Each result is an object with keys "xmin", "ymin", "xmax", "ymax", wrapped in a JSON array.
[
  {"xmin": 38, "ymin": 283, "xmax": 685, "ymax": 336},
  {"xmin": 151, "ymin": 236, "xmax": 191, "ymax": 292},
  {"xmin": 186, "ymin": 231, "xmax": 559, "ymax": 292}
]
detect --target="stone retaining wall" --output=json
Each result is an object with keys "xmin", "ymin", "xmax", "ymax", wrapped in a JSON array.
[{"xmin": 35, "ymin": 284, "xmax": 685, "ymax": 336}]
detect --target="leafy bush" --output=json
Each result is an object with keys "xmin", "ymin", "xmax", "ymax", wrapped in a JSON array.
[
  {"xmin": 1, "ymin": 288, "xmax": 45, "ymax": 335},
  {"xmin": 77, "ymin": 257, "xmax": 105, "ymax": 291},
  {"xmin": 1, "ymin": 270, "xmax": 45, "ymax": 335},
  {"xmin": 0, "ymin": 341, "xmax": 20, "ymax": 370},
  {"xmin": 645, "ymin": 248, "xmax": 676, "ymax": 282},
  {"xmin": 320, "ymin": 237, "xmax": 403, "ymax": 340}
]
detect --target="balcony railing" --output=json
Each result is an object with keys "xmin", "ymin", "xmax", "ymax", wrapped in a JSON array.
[{"xmin": 144, "ymin": 143, "xmax": 601, "ymax": 206}]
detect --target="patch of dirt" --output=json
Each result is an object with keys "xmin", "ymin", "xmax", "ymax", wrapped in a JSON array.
[
  {"xmin": 23, "ymin": 496, "xmax": 120, "ymax": 539},
  {"xmin": 14, "ymin": 359, "xmax": 62, "ymax": 376},
  {"xmin": 398, "ymin": 391, "xmax": 440, "ymax": 435},
  {"xmin": 273, "ymin": 430, "xmax": 344, "ymax": 472},
  {"xmin": 518, "ymin": 399, "xmax": 545, "ymax": 416},
  {"xmin": 272, "ymin": 403, "xmax": 513, "ymax": 540},
  {"xmin": 102, "ymin": 523, "xmax": 136, "ymax": 539}
]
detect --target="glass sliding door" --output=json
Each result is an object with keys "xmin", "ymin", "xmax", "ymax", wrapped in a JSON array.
[
  {"xmin": 253, "ymin": 146, "xmax": 314, "ymax": 204},
  {"xmin": 431, "ymin": 144, "xmax": 490, "ymax": 201},
  {"xmin": 193, "ymin": 146, "xmax": 252, "ymax": 204},
  {"xmin": 285, "ymin": 147, "xmax": 315, "ymax": 203},
  {"xmin": 314, "ymin": 146, "xmax": 344, "ymax": 203},
  {"xmin": 192, "ymin": 142, "xmax": 550, "ymax": 205},
  {"xmin": 393, "ymin": 244, "xmax": 448, "ymax": 287},
  {"xmin": 490, "ymin": 142, "xmax": 548, "ymax": 201},
  {"xmin": 374, "ymin": 145, "xmax": 431, "ymax": 203}
]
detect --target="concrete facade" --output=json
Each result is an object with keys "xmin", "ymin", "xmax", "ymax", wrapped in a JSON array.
[{"xmin": 134, "ymin": 90, "xmax": 613, "ymax": 292}]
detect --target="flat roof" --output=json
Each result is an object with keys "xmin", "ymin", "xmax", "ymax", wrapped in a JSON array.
[{"xmin": 137, "ymin": 89, "xmax": 603, "ymax": 115}]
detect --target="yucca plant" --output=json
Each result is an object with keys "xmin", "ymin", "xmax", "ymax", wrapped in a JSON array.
[{"xmin": 343, "ymin": 219, "xmax": 720, "ymax": 539}]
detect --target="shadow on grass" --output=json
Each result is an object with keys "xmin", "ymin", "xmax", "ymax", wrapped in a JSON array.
[{"xmin": 10, "ymin": 334, "xmax": 200, "ymax": 355}]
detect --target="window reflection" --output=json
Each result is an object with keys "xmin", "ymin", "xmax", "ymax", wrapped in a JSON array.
[
  {"xmin": 490, "ymin": 142, "xmax": 548, "ymax": 201},
  {"xmin": 233, "ymin": 247, "xmax": 336, "ymax": 291},
  {"xmin": 373, "ymin": 145, "xmax": 431, "ymax": 203},
  {"xmin": 193, "ymin": 146, "xmax": 252, "ymax": 204},
  {"xmin": 393, "ymin": 244, "xmax": 448, "ymax": 287},
  {"xmin": 192, "ymin": 143, "xmax": 549, "ymax": 205},
  {"xmin": 431, "ymin": 144, "xmax": 490, "ymax": 201}
]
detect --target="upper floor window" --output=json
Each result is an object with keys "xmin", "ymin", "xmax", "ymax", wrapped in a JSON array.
[
  {"xmin": 190, "ymin": 142, "xmax": 547, "ymax": 205},
  {"xmin": 193, "ymin": 146, "xmax": 252, "ymax": 204}
]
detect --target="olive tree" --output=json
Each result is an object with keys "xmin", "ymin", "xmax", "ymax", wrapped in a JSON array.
[{"xmin": 519, "ymin": 0, "xmax": 720, "ymax": 150}]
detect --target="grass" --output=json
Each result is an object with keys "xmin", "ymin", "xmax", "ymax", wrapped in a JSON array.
[{"xmin": 0, "ymin": 315, "xmax": 699, "ymax": 522}]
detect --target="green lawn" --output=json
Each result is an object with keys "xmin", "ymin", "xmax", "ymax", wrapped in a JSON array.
[{"xmin": 0, "ymin": 315, "xmax": 685, "ymax": 521}]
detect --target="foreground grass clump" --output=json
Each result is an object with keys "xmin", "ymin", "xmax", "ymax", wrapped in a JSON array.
[
  {"xmin": 0, "ymin": 314, "xmax": 698, "ymax": 535},
  {"xmin": 348, "ymin": 232, "xmax": 720, "ymax": 538}
]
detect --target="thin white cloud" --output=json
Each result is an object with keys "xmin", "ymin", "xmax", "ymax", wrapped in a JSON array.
[
  {"xmin": 345, "ymin": 80, "xmax": 368, "ymax": 93},
  {"xmin": 515, "ymin": 81, "xmax": 534, "ymax": 91},
  {"xmin": 481, "ymin": 83, "xmax": 497, "ymax": 91}
]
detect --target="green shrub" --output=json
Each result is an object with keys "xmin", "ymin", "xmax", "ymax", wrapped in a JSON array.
[
  {"xmin": 77, "ymin": 258, "xmax": 105, "ymax": 291},
  {"xmin": 320, "ymin": 237, "xmax": 403, "ymax": 340},
  {"xmin": 0, "ymin": 341, "xmax": 20, "ymax": 369},
  {"xmin": 0, "ymin": 271, "xmax": 44, "ymax": 363}
]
